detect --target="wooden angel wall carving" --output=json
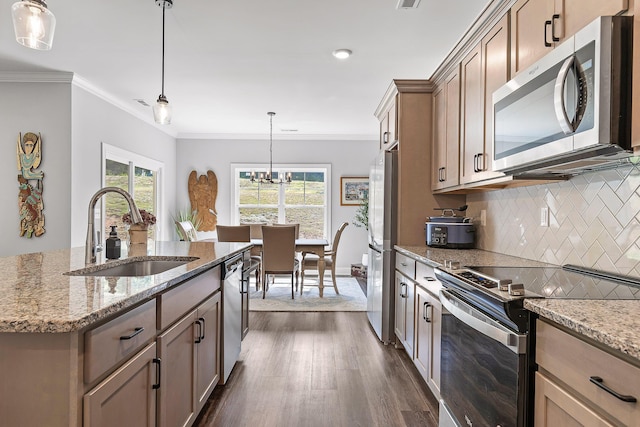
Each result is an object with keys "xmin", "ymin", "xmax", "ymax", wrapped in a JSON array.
[
  {"xmin": 188, "ymin": 170, "xmax": 218, "ymax": 231},
  {"xmin": 16, "ymin": 132, "xmax": 45, "ymax": 238}
]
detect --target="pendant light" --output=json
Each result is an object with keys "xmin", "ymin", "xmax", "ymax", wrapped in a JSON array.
[
  {"xmin": 11, "ymin": 0, "xmax": 56, "ymax": 51},
  {"xmin": 250, "ymin": 112, "xmax": 292, "ymax": 185},
  {"xmin": 153, "ymin": 0, "xmax": 173, "ymax": 125}
]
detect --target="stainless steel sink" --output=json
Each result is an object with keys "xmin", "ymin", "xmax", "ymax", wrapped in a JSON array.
[{"xmin": 65, "ymin": 256, "xmax": 199, "ymax": 277}]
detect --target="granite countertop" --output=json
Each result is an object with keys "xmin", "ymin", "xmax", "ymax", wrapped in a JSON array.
[
  {"xmin": 396, "ymin": 245, "xmax": 640, "ymax": 363},
  {"xmin": 0, "ymin": 241, "xmax": 251, "ymax": 334}
]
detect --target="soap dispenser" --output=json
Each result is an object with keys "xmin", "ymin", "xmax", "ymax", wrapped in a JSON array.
[{"xmin": 105, "ymin": 225, "xmax": 121, "ymax": 259}]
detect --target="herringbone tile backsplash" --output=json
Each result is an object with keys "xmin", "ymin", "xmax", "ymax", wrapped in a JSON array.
[{"xmin": 466, "ymin": 165, "xmax": 640, "ymax": 277}]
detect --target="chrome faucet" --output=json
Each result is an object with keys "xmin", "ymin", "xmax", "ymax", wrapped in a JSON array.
[{"xmin": 85, "ymin": 187, "xmax": 143, "ymax": 264}]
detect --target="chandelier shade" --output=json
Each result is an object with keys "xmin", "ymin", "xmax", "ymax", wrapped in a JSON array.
[{"xmin": 11, "ymin": 0, "xmax": 56, "ymax": 50}]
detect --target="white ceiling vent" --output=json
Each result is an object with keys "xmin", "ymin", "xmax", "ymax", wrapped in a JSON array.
[{"xmin": 396, "ymin": 0, "xmax": 420, "ymax": 9}]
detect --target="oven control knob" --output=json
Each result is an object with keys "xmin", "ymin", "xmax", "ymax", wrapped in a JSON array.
[
  {"xmin": 497, "ymin": 279, "xmax": 513, "ymax": 291},
  {"xmin": 508, "ymin": 283, "xmax": 525, "ymax": 296}
]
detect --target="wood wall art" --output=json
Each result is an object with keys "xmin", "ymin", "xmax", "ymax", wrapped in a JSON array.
[
  {"xmin": 188, "ymin": 170, "xmax": 218, "ymax": 231},
  {"xmin": 16, "ymin": 132, "xmax": 45, "ymax": 238}
]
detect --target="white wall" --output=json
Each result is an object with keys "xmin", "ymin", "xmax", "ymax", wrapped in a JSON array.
[
  {"xmin": 70, "ymin": 84, "xmax": 178, "ymax": 247},
  {"xmin": 176, "ymin": 138, "xmax": 379, "ymax": 273},
  {"xmin": 0, "ymin": 81, "xmax": 72, "ymax": 257}
]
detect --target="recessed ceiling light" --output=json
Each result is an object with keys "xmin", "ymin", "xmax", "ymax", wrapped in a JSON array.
[{"xmin": 332, "ymin": 49, "xmax": 352, "ymax": 59}]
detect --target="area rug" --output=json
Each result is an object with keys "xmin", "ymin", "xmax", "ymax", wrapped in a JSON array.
[{"xmin": 249, "ymin": 276, "xmax": 367, "ymax": 312}]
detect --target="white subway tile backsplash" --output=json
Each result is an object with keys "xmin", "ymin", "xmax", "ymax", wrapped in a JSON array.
[{"xmin": 467, "ymin": 165, "xmax": 640, "ymax": 277}]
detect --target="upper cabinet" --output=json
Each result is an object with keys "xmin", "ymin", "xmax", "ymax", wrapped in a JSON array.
[
  {"xmin": 432, "ymin": 65, "xmax": 461, "ymax": 191},
  {"xmin": 379, "ymin": 100, "xmax": 397, "ymax": 150},
  {"xmin": 460, "ymin": 14, "xmax": 510, "ymax": 185},
  {"xmin": 511, "ymin": 0, "xmax": 628, "ymax": 76}
]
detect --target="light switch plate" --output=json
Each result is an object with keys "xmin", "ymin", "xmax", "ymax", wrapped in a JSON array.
[
  {"xmin": 540, "ymin": 207, "xmax": 549, "ymax": 227},
  {"xmin": 480, "ymin": 210, "xmax": 487, "ymax": 226}
]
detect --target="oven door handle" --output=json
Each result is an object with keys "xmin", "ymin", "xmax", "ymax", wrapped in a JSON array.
[{"xmin": 440, "ymin": 289, "xmax": 527, "ymax": 354}]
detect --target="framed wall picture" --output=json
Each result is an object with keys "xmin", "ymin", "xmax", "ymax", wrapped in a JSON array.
[{"xmin": 340, "ymin": 176, "xmax": 369, "ymax": 206}]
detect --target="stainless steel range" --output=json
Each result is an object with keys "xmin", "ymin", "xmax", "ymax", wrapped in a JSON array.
[{"xmin": 434, "ymin": 263, "xmax": 640, "ymax": 427}]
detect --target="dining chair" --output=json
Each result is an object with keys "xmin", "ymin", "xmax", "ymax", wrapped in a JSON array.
[
  {"xmin": 271, "ymin": 222, "xmax": 300, "ymax": 238},
  {"xmin": 260, "ymin": 225, "xmax": 299, "ymax": 299},
  {"xmin": 216, "ymin": 225, "xmax": 261, "ymax": 289},
  {"xmin": 300, "ymin": 222, "xmax": 348, "ymax": 294},
  {"xmin": 176, "ymin": 220, "xmax": 198, "ymax": 242}
]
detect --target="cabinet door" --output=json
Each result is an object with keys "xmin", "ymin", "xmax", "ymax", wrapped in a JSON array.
[
  {"xmin": 479, "ymin": 13, "xmax": 509, "ymax": 181},
  {"xmin": 195, "ymin": 292, "xmax": 222, "ymax": 412},
  {"xmin": 157, "ymin": 310, "xmax": 198, "ymax": 427},
  {"xmin": 414, "ymin": 287, "xmax": 442, "ymax": 398},
  {"xmin": 534, "ymin": 372, "xmax": 614, "ymax": 426},
  {"xmin": 558, "ymin": 0, "xmax": 628, "ymax": 44},
  {"xmin": 380, "ymin": 101, "xmax": 397, "ymax": 150},
  {"xmin": 394, "ymin": 273, "xmax": 407, "ymax": 344},
  {"xmin": 460, "ymin": 43, "xmax": 483, "ymax": 184},
  {"xmin": 432, "ymin": 66, "xmax": 460, "ymax": 190},
  {"xmin": 84, "ymin": 342, "xmax": 157, "ymax": 427},
  {"xmin": 510, "ymin": 0, "xmax": 555, "ymax": 76}
]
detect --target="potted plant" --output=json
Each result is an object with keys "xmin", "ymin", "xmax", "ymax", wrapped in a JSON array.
[
  {"xmin": 172, "ymin": 208, "xmax": 202, "ymax": 241},
  {"xmin": 123, "ymin": 209, "xmax": 156, "ymax": 255},
  {"xmin": 352, "ymin": 194, "xmax": 368, "ymax": 230}
]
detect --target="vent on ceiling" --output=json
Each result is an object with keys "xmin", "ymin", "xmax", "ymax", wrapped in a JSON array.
[
  {"xmin": 396, "ymin": 0, "xmax": 420, "ymax": 9},
  {"xmin": 134, "ymin": 99, "xmax": 150, "ymax": 107}
]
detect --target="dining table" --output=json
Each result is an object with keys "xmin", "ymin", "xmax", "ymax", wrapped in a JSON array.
[{"xmin": 250, "ymin": 238, "xmax": 330, "ymax": 297}]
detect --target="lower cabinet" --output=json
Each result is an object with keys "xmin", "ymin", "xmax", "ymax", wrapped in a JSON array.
[
  {"xmin": 84, "ymin": 342, "xmax": 158, "ymax": 427},
  {"xmin": 534, "ymin": 372, "xmax": 613, "ymax": 426},
  {"xmin": 157, "ymin": 292, "xmax": 222, "ymax": 427},
  {"xmin": 414, "ymin": 286, "xmax": 442, "ymax": 398},
  {"xmin": 394, "ymin": 271, "xmax": 415, "ymax": 356}
]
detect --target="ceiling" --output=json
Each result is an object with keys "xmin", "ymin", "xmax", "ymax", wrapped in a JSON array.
[{"xmin": 0, "ymin": 0, "xmax": 491, "ymax": 139}]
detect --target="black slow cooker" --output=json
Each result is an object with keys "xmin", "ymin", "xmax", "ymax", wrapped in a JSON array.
[{"xmin": 426, "ymin": 206, "xmax": 475, "ymax": 249}]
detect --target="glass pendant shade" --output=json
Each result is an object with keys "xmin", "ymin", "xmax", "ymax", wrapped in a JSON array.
[
  {"xmin": 153, "ymin": 95, "xmax": 172, "ymax": 125},
  {"xmin": 11, "ymin": 0, "xmax": 56, "ymax": 50}
]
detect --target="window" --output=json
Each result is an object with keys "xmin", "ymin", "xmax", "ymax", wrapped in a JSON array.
[
  {"xmin": 232, "ymin": 164, "xmax": 331, "ymax": 239},
  {"xmin": 102, "ymin": 143, "xmax": 164, "ymax": 243}
]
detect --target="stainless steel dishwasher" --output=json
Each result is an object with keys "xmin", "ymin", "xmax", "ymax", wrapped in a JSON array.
[{"xmin": 221, "ymin": 254, "xmax": 243, "ymax": 384}]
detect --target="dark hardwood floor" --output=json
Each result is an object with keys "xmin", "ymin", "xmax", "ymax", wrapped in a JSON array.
[{"xmin": 195, "ymin": 311, "xmax": 439, "ymax": 427}]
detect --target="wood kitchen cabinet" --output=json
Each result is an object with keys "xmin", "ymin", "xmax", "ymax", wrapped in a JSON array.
[
  {"xmin": 375, "ymin": 80, "xmax": 465, "ymax": 244},
  {"xmin": 510, "ymin": 0, "xmax": 628, "ymax": 77},
  {"xmin": 379, "ymin": 100, "xmax": 397, "ymax": 150},
  {"xmin": 84, "ymin": 342, "xmax": 158, "ymax": 427},
  {"xmin": 394, "ymin": 271, "xmax": 415, "ymax": 357},
  {"xmin": 534, "ymin": 319, "xmax": 640, "ymax": 426},
  {"xmin": 195, "ymin": 293, "xmax": 222, "ymax": 413},
  {"xmin": 414, "ymin": 285, "xmax": 442, "ymax": 398},
  {"xmin": 460, "ymin": 14, "xmax": 509, "ymax": 185},
  {"xmin": 432, "ymin": 66, "xmax": 461, "ymax": 191}
]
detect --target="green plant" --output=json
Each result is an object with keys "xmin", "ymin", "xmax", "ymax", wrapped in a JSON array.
[
  {"xmin": 172, "ymin": 208, "xmax": 202, "ymax": 240},
  {"xmin": 353, "ymin": 195, "xmax": 369, "ymax": 230}
]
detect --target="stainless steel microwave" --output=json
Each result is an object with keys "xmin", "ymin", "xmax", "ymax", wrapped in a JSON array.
[{"xmin": 492, "ymin": 16, "xmax": 632, "ymax": 176}]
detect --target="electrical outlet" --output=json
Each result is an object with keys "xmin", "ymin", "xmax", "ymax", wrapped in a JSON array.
[
  {"xmin": 540, "ymin": 207, "xmax": 549, "ymax": 227},
  {"xmin": 480, "ymin": 210, "xmax": 487, "ymax": 226}
]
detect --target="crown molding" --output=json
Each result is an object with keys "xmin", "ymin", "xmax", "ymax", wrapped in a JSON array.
[
  {"xmin": 0, "ymin": 71, "xmax": 74, "ymax": 83},
  {"xmin": 176, "ymin": 132, "xmax": 378, "ymax": 141}
]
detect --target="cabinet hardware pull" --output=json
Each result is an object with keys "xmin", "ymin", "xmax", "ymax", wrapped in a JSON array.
[
  {"xmin": 589, "ymin": 376, "xmax": 637, "ymax": 402},
  {"xmin": 472, "ymin": 154, "xmax": 477, "ymax": 172},
  {"xmin": 476, "ymin": 153, "xmax": 483, "ymax": 172},
  {"xmin": 551, "ymin": 14, "xmax": 560, "ymax": 42},
  {"xmin": 400, "ymin": 282, "xmax": 408, "ymax": 298},
  {"xmin": 152, "ymin": 358, "xmax": 161, "ymax": 390},
  {"xmin": 424, "ymin": 302, "xmax": 432, "ymax": 323},
  {"xmin": 119, "ymin": 327, "xmax": 144, "ymax": 340},
  {"xmin": 544, "ymin": 20, "xmax": 552, "ymax": 47},
  {"xmin": 401, "ymin": 262, "xmax": 407, "ymax": 266},
  {"xmin": 383, "ymin": 131, "xmax": 390, "ymax": 144},
  {"xmin": 195, "ymin": 320, "xmax": 203, "ymax": 344},
  {"xmin": 425, "ymin": 277, "xmax": 436, "ymax": 281},
  {"xmin": 199, "ymin": 317, "xmax": 206, "ymax": 341}
]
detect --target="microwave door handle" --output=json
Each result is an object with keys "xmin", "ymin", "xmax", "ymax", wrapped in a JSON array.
[{"xmin": 554, "ymin": 55, "xmax": 577, "ymax": 135}]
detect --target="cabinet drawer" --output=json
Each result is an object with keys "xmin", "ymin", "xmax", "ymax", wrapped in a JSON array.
[
  {"xmin": 395, "ymin": 253, "xmax": 416, "ymax": 279},
  {"xmin": 157, "ymin": 265, "xmax": 221, "ymax": 331},
  {"xmin": 536, "ymin": 320, "xmax": 640, "ymax": 426},
  {"xmin": 85, "ymin": 299, "xmax": 156, "ymax": 384},
  {"xmin": 415, "ymin": 261, "xmax": 442, "ymax": 296}
]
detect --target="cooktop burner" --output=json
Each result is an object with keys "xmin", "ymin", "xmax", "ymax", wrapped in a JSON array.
[{"xmin": 457, "ymin": 265, "xmax": 640, "ymax": 300}]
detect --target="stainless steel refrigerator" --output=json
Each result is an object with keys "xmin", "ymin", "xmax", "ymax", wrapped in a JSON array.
[{"xmin": 366, "ymin": 150, "xmax": 397, "ymax": 344}]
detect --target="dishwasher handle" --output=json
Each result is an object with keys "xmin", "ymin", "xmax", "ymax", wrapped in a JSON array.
[{"xmin": 222, "ymin": 254, "xmax": 244, "ymax": 280}]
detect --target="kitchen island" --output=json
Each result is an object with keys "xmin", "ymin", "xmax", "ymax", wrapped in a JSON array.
[{"xmin": 0, "ymin": 240, "xmax": 251, "ymax": 427}]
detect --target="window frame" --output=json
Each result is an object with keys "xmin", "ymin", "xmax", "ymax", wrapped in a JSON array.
[
  {"xmin": 101, "ymin": 142, "xmax": 165, "ymax": 240},
  {"xmin": 230, "ymin": 163, "xmax": 332, "ymax": 239}
]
